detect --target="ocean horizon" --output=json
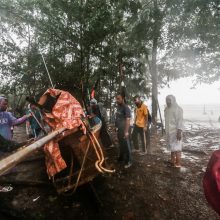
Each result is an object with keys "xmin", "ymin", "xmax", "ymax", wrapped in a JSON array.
[{"xmin": 159, "ymin": 104, "xmax": 220, "ymax": 127}]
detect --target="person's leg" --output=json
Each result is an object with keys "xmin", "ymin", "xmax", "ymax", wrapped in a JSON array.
[
  {"xmin": 146, "ymin": 125, "xmax": 151, "ymax": 153},
  {"xmin": 175, "ymin": 151, "xmax": 181, "ymax": 167},
  {"xmin": 129, "ymin": 126, "xmax": 133, "ymax": 150},
  {"xmin": 126, "ymin": 137, "xmax": 132, "ymax": 162},
  {"xmin": 35, "ymin": 128, "xmax": 42, "ymax": 137},
  {"xmin": 100, "ymin": 122, "xmax": 112, "ymax": 148},
  {"xmin": 138, "ymin": 127, "xmax": 146, "ymax": 153},
  {"xmin": 171, "ymin": 152, "xmax": 176, "ymax": 166},
  {"xmin": 117, "ymin": 131, "xmax": 124, "ymax": 161},
  {"xmin": 124, "ymin": 137, "xmax": 132, "ymax": 167},
  {"xmin": 131, "ymin": 125, "xmax": 139, "ymax": 151}
]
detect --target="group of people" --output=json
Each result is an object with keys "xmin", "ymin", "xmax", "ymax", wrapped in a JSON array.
[
  {"xmin": 0, "ymin": 96, "xmax": 45, "ymax": 145},
  {"xmin": 3, "ymin": 93, "xmax": 220, "ymax": 216},
  {"xmin": 114, "ymin": 94, "xmax": 152, "ymax": 168},
  {"xmin": 86, "ymin": 93, "xmax": 153, "ymax": 169},
  {"xmin": 0, "ymin": 93, "xmax": 184, "ymax": 170},
  {"xmin": 114, "ymin": 93, "xmax": 184, "ymax": 169}
]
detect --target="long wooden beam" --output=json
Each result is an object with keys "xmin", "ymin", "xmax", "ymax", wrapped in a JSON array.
[{"xmin": 0, "ymin": 127, "xmax": 67, "ymax": 176}]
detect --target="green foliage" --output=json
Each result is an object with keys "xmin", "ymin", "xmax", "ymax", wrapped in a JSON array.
[{"xmin": 0, "ymin": 0, "xmax": 220, "ymax": 112}]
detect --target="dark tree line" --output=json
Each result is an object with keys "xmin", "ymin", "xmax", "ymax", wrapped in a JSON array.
[{"xmin": 1, "ymin": 0, "xmax": 220, "ymax": 124}]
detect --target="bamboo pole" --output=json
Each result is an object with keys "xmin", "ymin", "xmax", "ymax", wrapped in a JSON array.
[{"xmin": 0, "ymin": 127, "xmax": 67, "ymax": 176}]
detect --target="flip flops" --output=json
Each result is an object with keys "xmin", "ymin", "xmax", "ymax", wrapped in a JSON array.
[
  {"xmin": 0, "ymin": 186, "xmax": 13, "ymax": 192},
  {"xmin": 165, "ymin": 161, "xmax": 181, "ymax": 168}
]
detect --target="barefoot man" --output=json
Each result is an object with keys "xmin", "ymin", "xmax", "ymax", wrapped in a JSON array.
[{"xmin": 164, "ymin": 95, "xmax": 184, "ymax": 168}]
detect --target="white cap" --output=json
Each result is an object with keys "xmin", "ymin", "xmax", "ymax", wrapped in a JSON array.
[{"xmin": 90, "ymin": 98, "xmax": 97, "ymax": 105}]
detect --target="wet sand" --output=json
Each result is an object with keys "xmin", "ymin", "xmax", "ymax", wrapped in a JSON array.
[{"xmin": 0, "ymin": 123, "xmax": 219, "ymax": 219}]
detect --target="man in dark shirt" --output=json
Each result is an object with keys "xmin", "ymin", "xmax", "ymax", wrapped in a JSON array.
[{"xmin": 115, "ymin": 94, "xmax": 132, "ymax": 168}]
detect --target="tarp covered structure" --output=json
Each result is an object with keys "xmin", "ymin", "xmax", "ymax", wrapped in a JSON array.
[{"xmin": 42, "ymin": 89, "xmax": 86, "ymax": 178}]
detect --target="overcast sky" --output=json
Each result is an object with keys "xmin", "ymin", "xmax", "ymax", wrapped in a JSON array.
[{"xmin": 158, "ymin": 77, "xmax": 220, "ymax": 105}]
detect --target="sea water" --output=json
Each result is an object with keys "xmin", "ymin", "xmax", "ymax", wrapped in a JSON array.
[{"xmin": 159, "ymin": 104, "xmax": 220, "ymax": 129}]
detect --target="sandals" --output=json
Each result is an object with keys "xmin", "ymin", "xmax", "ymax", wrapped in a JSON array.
[
  {"xmin": 0, "ymin": 186, "xmax": 13, "ymax": 192},
  {"xmin": 174, "ymin": 164, "xmax": 181, "ymax": 168},
  {"xmin": 166, "ymin": 161, "xmax": 181, "ymax": 168}
]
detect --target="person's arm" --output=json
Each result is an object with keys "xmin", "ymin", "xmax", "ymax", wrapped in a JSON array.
[
  {"xmin": 124, "ymin": 106, "xmax": 131, "ymax": 138},
  {"xmin": 143, "ymin": 105, "xmax": 148, "ymax": 131},
  {"xmin": 124, "ymin": 118, "xmax": 131, "ymax": 138},
  {"xmin": 134, "ymin": 108, "xmax": 137, "ymax": 125},
  {"xmin": 8, "ymin": 112, "xmax": 28, "ymax": 126},
  {"xmin": 176, "ymin": 108, "xmax": 183, "ymax": 141},
  {"xmin": 86, "ymin": 106, "xmax": 96, "ymax": 119},
  {"xmin": 87, "ymin": 113, "xmax": 96, "ymax": 119}
]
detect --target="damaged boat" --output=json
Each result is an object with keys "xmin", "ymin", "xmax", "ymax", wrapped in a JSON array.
[{"xmin": 0, "ymin": 89, "xmax": 114, "ymax": 194}]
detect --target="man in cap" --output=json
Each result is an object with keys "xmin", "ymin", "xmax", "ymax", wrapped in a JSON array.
[
  {"xmin": 88, "ymin": 98, "xmax": 112, "ymax": 148},
  {"xmin": 87, "ymin": 98, "xmax": 101, "ymax": 126},
  {"xmin": 26, "ymin": 103, "xmax": 44, "ymax": 138},
  {"xmin": 0, "ymin": 96, "xmax": 29, "ymax": 140}
]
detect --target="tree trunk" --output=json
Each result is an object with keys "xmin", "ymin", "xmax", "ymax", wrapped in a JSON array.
[{"xmin": 151, "ymin": 36, "xmax": 158, "ymax": 128}]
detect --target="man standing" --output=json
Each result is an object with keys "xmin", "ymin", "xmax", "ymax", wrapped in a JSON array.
[
  {"xmin": 0, "ymin": 96, "xmax": 28, "ymax": 140},
  {"xmin": 26, "ymin": 103, "xmax": 44, "ymax": 138},
  {"xmin": 88, "ymin": 99, "xmax": 112, "ymax": 148},
  {"xmin": 115, "ymin": 93, "xmax": 132, "ymax": 168},
  {"xmin": 164, "ymin": 95, "xmax": 183, "ymax": 168},
  {"xmin": 132, "ymin": 96, "xmax": 150, "ymax": 155}
]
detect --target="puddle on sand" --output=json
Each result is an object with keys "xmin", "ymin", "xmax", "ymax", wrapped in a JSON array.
[
  {"xmin": 180, "ymin": 167, "xmax": 188, "ymax": 173},
  {"xmin": 210, "ymin": 145, "xmax": 220, "ymax": 150},
  {"xmin": 182, "ymin": 153, "xmax": 200, "ymax": 162}
]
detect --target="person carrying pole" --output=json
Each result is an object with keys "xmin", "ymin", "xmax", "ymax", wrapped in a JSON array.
[
  {"xmin": 26, "ymin": 103, "xmax": 45, "ymax": 139},
  {"xmin": 132, "ymin": 95, "xmax": 150, "ymax": 155}
]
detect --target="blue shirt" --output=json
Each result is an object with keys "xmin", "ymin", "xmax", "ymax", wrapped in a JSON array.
[{"xmin": 0, "ymin": 111, "xmax": 27, "ymax": 140}]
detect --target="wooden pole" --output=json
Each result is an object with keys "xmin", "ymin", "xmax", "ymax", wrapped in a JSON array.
[
  {"xmin": 157, "ymin": 99, "xmax": 164, "ymax": 135},
  {"xmin": 0, "ymin": 127, "xmax": 67, "ymax": 176}
]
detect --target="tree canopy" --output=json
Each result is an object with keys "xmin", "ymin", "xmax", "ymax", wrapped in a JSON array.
[{"xmin": 1, "ymin": 0, "xmax": 220, "ymax": 121}]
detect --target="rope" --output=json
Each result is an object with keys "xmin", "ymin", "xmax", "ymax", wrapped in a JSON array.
[
  {"xmin": 58, "ymin": 141, "xmax": 91, "ymax": 196},
  {"xmin": 81, "ymin": 119, "xmax": 114, "ymax": 173},
  {"xmin": 87, "ymin": 133, "xmax": 103, "ymax": 173},
  {"xmin": 72, "ymin": 140, "xmax": 91, "ymax": 192},
  {"xmin": 89, "ymin": 131, "xmax": 115, "ymax": 173},
  {"xmin": 53, "ymin": 119, "xmax": 114, "ymax": 195}
]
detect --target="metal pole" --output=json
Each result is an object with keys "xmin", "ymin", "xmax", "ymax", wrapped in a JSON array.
[{"xmin": 40, "ymin": 52, "xmax": 54, "ymax": 88}]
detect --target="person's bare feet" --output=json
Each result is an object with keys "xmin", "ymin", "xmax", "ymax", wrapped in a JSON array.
[{"xmin": 174, "ymin": 164, "xmax": 181, "ymax": 168}]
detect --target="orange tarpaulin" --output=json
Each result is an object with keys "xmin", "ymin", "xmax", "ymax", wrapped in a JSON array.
[{"xmin": 42, "ymin": 89, "xmax": 85, "ymax": 178}]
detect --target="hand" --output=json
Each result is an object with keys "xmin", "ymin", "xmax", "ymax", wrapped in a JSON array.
[
  {"xmin": 177, "ymin": 130, "xmax": 182, "ymax": 141},
  {"xmin": 26, "ymin": 112, "xmax": 32, "ymax": 118},
  {"xmin": 143, "ymin": 127, "xmax": 147, "ymax": 132},
  {"xmin": 124, "ymin": 132, "xmax": 129, "ymax": 139}
]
